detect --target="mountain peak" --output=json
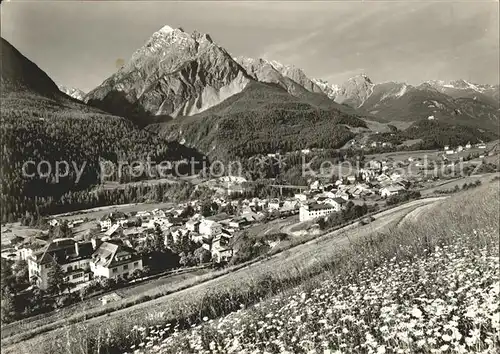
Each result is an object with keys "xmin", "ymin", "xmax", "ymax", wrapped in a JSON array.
[
  {"xmin": 58, "ymin": 85, "xmax": 86, "ymax": 101},
  {"xmin": 191, "ymin": 30, "xmax": 213, "ymax": 43},
  {"xmin": 235, "ymin": 57, "xmax": 325, "ymax": 96},
  {"xmin": 268, "ymin": 60, "xmax": 286, "ymax": 71},
  {"xmin": 157, "ymin": 25, "xmax": 175, "ymax": 34},
  {"xmin": 350, "ymin": 73, "xmax": 373, "ymax": 84},
  {"xmin": 334, "ymin": 73, "xmax": 375, "ymax": 107},
  {"xmin": 85, "ymin": 26, "xmax": 250, "ymax": 120},
  {"xmin": 311, "ymin": 78, "xmax": 340, "ymax": 100}
]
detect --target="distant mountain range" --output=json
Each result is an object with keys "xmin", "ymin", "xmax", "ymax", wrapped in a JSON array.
[
  {"xmin": 58, "ymin": 86, "xmax": 86, "ymax": 101},
  {"xmin": 2, "ymin": 24, "xmax": 499, "ymax": 159},
  {"xmin": 1, "ymin": 26, "xmax": 498, "ymax": 220}
]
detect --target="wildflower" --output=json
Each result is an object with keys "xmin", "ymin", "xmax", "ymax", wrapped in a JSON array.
[
  {"xmin": 440, "ymin": 344, "xmax": 449, "ymax": 352},
  {"xmin": 442, "ymin": 334, "xmax": 452, "ymax": 342},
  {"xmin": 411, "ymin": 306, "xmax": 422, "ymax": 318}
]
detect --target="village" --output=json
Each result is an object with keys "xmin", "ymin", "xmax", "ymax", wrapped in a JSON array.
[
  {"xmin": 1, "ymin": 140, "xmax": 497, "ymax": 314},
  {"xmin": 2, "ymin": 160, "xmax": 418, "ymax": 289}
]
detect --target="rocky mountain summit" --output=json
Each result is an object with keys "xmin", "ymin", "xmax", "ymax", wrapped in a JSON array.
[
  {"xmin": 333, "ymin": 74, "xmax": 375, "ymax": 107},
  {"xmin": 234, "ymin": 57, "xmax": 313, "ymax": 97},
  {"xmin": 311, "ymin": 78, "xmax": 341, "ymax": 100},
  {"xmin": 85, "ymin": 25, "xmax": 251, "ymax": 123}
]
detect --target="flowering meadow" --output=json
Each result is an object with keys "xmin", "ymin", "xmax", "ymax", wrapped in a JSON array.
[{"xmin": 126, "ymin": 227, "xmax": 499, "ymax": 354}]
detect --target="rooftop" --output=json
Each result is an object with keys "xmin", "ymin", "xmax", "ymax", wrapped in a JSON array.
[
  {"xmin": 308, "ymin": 203, "xmax": 336, "ymax": 211},
  {"xmin": 32, "ymin": 239, "xmax": 93, "ymax": 265},
  {"xmin": 92, "ymin": 240, "xmax": 139, "ymax": 268}
]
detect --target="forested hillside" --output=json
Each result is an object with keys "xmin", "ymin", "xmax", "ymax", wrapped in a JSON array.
[
  {"xmin": 0, "ymin": 38, "xmax": 204, "ymax": 222},
  {"xmin": 371, "ymin": 119, "xmax": 498, "ymax": 149},
  {"xmin": 0, "ymin": 100, "xmax": 204, "ymax": 222}
]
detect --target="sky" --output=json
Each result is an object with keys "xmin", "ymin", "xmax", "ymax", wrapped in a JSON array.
[{"xmin": 1, "ymin": 0, "xmax": 499, "ymax": 92}]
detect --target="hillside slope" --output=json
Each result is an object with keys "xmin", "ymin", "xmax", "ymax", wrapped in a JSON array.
[
  {"xmin": 134, "ymin": 185, "xmax": 500, "ymax": 353},
  {"xmin": 0, "ymin": 37, "xmax": 203, "ymax": 222},
  {"xmin": 1, "ymin": 38, "xmax": 62, "ymax": 97}
]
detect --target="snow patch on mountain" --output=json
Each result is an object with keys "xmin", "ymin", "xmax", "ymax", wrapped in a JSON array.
[
  {"xmin": 58, "ymin": 85, "xmax": 86, "ymax": 101},
  {"xmin": 311, "ymin": 78, "xmax": 341, "ymax": 99}
]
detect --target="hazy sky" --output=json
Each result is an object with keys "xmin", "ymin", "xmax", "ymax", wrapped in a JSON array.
[{"xmin": 1, "ymin": 0, "xmax": 499, "ymax": 92}]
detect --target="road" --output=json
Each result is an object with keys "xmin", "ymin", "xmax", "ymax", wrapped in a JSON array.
[{"xmin": 1, "ymin": 196, "xmax": 446, "ymax": 353}]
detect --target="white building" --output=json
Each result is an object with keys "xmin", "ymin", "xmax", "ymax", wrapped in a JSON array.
[
  {"xmin": 366, "ymin": 160, "xmax": 383, "ymax": 170},
  {"xmin": 309, "ymin": 180, "xmax": 322, "ymax": 190},
  {"xmin": 199, "ymin": 219, "xmax": 222, "ymax": 237},
  {"xmin": 100, "ymin": 218, "xmax": 112, "ymax": 232},
  {"xmin": 380, "ymin": 185, "xmax": 406, "ymax": 198},
  {"xmin": 329, "ymin": 197, "xmax": 347, "ymax": 212},
  {"xmin": 268, "ymin": 199, "xmax": 282, "ymax": 211},
  {"xmin": 282, "ymin": 200, "xmax": 299, "ymax": 211},
  {"xmin": 48, "ymin": 219, "xmax": 59, "ymax": 227},
  {"xmin": 294, "ymin": 193, "xmax": 308, "ymax": 202},
  {"xmin": 390, "ymin": 172, "xmax": 402, "ymax": 182},
  {"xmin": 299, "ymin": 203, "xmax": 337, "ymax": 222},
  {"xmin": 90, "ymin": 241, "xmax": 143, "ymax": 279},
  {"xmin": 209, "ymin": 236, "xmax": 233, "ymax": 263},
  {"xmin": 186, "ymin": 220, "xmax": 201, "ymax": 232},
  {"xmin": 28, "ymin": 238, "xmax": 94, "ymax": 290}
]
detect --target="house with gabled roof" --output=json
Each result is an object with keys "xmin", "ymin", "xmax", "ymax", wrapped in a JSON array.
[
  {"xmin": 380, "ymin": 184, "xmax": 406, "ymax": 198},
  {"xmin": 206, "ymin": 235, "xmax": 233, "ymax": 263},
  {"xmin": 28, "ymin": 238, "xmax": 94, "ymax": 290},
  {"xmin": 104, "ymin": 223, "xmax": 121, "ymax": 237},
  {"xmin": 90, "ymin": 240, "xmax": 143, "ymax": 280}
]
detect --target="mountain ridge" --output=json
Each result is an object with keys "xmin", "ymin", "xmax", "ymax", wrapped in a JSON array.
[{"xmin": 85, "ymin": 26, "xmax": 253, "ymax": 124}]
